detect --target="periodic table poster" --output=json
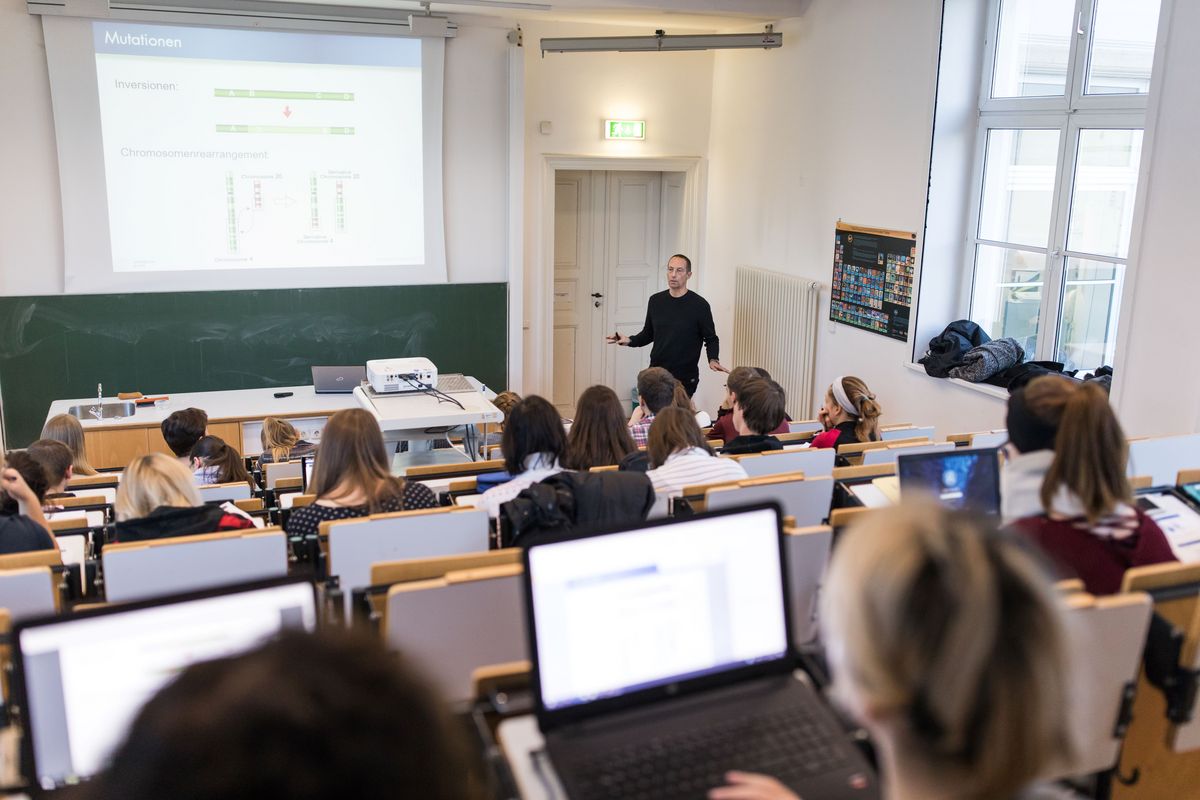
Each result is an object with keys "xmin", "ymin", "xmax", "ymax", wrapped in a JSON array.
[{"xmin": 830, "ymin": 221, "xmax": 916, "ymax": 342}]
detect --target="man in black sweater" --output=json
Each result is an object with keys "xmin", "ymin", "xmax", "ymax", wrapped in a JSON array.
[{"xmin": 606, "ymin": 254, "xmax": 727, "ymax": 396}]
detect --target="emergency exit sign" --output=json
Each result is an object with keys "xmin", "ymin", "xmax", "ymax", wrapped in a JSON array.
[{"xmin": 605, "ymin": 119, "xmax": 646, "ymax": 140}]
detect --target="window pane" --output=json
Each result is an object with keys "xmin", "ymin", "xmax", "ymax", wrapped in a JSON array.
[
  {"xmin": 1056, "ymin": 258, "xmax": 1124, "ymax": 369},
  {"xmin": 978, "ymin": 129, "xmax": 1060, "ymax": 248},
  {"xmin": 992, "ymin": 0, "xmax": 1075, "ymax": 98},
  {"xmin": 1066, "ymin": 128, "xmax": 1143, "ymax": 259},
  {"xmin": 1086, "ymin": 0, "xmax": 1161, "ymax": 95},
  {"xmin": 971, "ymin": 244, "xmax": 1045, "ymax": 355}
]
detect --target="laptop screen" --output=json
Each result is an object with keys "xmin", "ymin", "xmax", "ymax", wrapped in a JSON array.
[
  {"xmin": 527, "ymin": 506, "xmax": 788, "ymax": 713},
  {"xmin": 301, "ymin": 455, "xmax": 314, "ymax": 493},
  {"xmin": 898, "ymin": 447, "xmax": 1001, "ymax": 515},
  {"xmin": 15, "ymin": 579, "xmax": 317, "ymax": 792}
]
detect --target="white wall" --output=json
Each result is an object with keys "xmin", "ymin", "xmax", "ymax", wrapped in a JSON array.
[
  {"xmin": 1111, "ymin": 0, "xmax": 1200, "ymax": 437},
  {"xmin": 703, "ymin": 1, "xmax": 1007, "ymax": 436},
  {"xmin": 520, "ymin": 20, "xmax": 716, "ymax": 397},
  {"xmin": 0, "ymin": 0, "xmax": 512, "ymax": 294}
]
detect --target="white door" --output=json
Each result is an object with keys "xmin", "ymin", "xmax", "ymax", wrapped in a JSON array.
[{"xmin": 552, "ymin": 171, "xmax": 682, "ymax": 417}]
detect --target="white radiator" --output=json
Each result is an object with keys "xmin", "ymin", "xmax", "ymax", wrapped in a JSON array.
[{"xmin": 733, "ymin": 267, "xmax": 822, "ymax": 418}]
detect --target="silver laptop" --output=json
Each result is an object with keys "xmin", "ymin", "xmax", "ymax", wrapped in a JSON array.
[
  {"xmin": 522, "ymin": 504, "xmax": 878, "ymax": 800},
  {"xmin": 311, "ymin": 365, "xmax": 365, "ymax": 394},
  {"xmin": 13, "ymin": 577, "xmax": 317, "ymax": 794}
]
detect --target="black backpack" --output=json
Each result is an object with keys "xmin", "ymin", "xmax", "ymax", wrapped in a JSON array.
[{"xmin": 498, "ymin": 471, "xmax": 655, "ymax": 547}]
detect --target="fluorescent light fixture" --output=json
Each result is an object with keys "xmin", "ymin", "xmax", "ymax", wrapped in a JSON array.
[{"xmin": 542, "ymin": 26, "xmax": 781, "ymax": 54}]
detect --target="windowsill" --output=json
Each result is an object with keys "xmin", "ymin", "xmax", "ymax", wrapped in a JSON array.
[{"xmin": 901, "ymin": 361, "xmax": 1010, "ymax": 401}]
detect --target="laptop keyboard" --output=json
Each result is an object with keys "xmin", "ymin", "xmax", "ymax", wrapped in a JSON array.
[{"xmin": 561, "ymin": 706, "xmax": 851, "ymax": 800}]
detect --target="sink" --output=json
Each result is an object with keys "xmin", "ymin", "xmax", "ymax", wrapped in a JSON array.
[{"xmin": 66, "ymin": 401, "xmax": 138, "ymax": 421}]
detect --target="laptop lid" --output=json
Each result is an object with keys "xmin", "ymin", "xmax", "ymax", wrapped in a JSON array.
[
  {"xmin": 523, "ymin": 503, "xmax": 793, "ymax": 731},
  {"xmin": 311, "ymin": 365, "xmax": 365, "ymax": 393},
  {"xmin": 897, "ymin": 447, "xmax": 1001, "ymax": 516},
  {"xmin": 13, "ymin": 577, "xmax": 317, "ymax": 794},
  {"xmin": 300, "ymin": 454, "xmax": 315, "ymax": 493}
]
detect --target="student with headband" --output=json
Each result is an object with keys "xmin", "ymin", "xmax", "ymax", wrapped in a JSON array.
[{"xmin": 809, "ymin": 376, "xmax": 882, "ymax": 449}]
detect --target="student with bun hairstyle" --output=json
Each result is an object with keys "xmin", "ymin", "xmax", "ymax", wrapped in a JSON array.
[
  {"xmin": 809, "ymin": 376, "xmax": 881, "ymax": 449},
  {"xmin": 41, "ymin": 413, "xmax": 98, "ymax": 476},
  {"xmin": 257, "ymin": 417, "xmax": 317, "ymax": 465},
  {"xmin": 645, "ymin": 407, "xmax": 746, "ymax": 496},
  {"xmin": 710, "ymin": 367, "xmax": 790, "ymax": 445},
  {"xmin": 713, "ymin": 502, "xmax": 1075, "ymax": 800},
  {"xmin": 1009, "ymin": 378, "xmax": 1175, "ymax": 595},
  {"xmin": 564, "ymin": 386, "xmax": 637, "ymax": 471},
  {"xmin": 190, "ymin": 436, "xmax": 253, "ymax": 489}
]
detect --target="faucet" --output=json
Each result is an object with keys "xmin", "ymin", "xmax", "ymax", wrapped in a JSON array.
[{"xmin": 97, "ymin": 383, "xmax": 103, "ymax": 403}]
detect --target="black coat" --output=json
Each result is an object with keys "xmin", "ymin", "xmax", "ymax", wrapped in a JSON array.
[
  {"xmin": 499, "ymin": 471, "xmax": 655, "ymax": 547},
  {"xmin": 919, "ymin": 320, "xmax": 991, "ymax": 378}
]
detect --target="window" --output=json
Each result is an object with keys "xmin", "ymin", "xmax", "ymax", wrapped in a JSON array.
[{"xmin": 967, "ymin": 0, "xmax": 1160, "ymax": 371}]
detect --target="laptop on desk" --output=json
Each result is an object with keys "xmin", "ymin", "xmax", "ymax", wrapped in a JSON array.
[
  {"xmin": 522, "ymin": 504, "xmax": 878, "ymax": 800},
  {"xmin": 895, "ymin": 446, "xmax": 1002, "ymax": 515},
  {"xmin": 311, "ymin": 365, "xmax": 365, "ymax": 394}
]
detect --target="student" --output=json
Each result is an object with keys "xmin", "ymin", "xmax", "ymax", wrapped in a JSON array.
[
  {"xmin": 710, "ymin": 367, "xmax": 789, "ymax": 445},
  {"xmin": 40, "ymin": 413, "xmax": 98, "ymax": 476},
  {"xmin": 1008, "ymin": 378, "xmax": 1175, "ymax": 595},
  {"xmin": 722, "ymin": 378, "xmax": 787, "ymax": 455},
  {"xmin": 482, "ymin": 390, "xmax": 523, "ymax": 451},
  {"xmin": 161, "ymin": 408, "xmax": 209, "ymax": 463},
  {"xmin": 27, "ymin": 439, "xmax": 75, "ymax": 509},
  {"xmin": 809, "ymin": 376, "xmax": 881, "ymax": 449},
  {"xmin": 645, "ymin": 407, "xmax": 747, "ymax": 496},
  {"xmin": 257, "ymin": 417, "xmax": 317, "ymax": 465},
  {"xmin": 284, "ymin": 409, "xmax": 437, "ymax": 538},
  {"xmin": 473, "ymin": 395, "xmax": 566, "ymax": 518},
  {"xmin": 628, "ymin": 367, "xmax": 679, "ymax": 447},
  {"xmin": 564, "ymin": 386, "xmax": 637, "ymax": 471},
  {"xmin": 0, "ymin": 452, "xmax": 57, "ymax": 553},
  {"xmin": 90, "ymin": 630, "xmax": 474, "ymax": 800},
  {"xmin": 113, "ymin": 454, "xmax": 256, "ymax": 542},
  {"xmin": 712, "ymin": 503, "xmax": 1073, "ymax": 800},
  {"xmin": 190, "ymin": 435, "xmax": 253, "ymax": 488}
]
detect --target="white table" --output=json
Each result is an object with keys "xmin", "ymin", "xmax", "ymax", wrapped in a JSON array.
[{"xmin": 353, "ymin": 379, "xmax": 501, "ymax": 463}]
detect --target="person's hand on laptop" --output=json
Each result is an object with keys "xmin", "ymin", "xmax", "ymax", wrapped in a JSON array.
[{"xmin": 708, "ymin": 771, "xmax": 799, "ymax": 800}]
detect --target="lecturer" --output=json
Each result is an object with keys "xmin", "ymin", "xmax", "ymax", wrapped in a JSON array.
[{"xmin": 606, "ymin": 254, "xmax": 727, "ymax": 397}]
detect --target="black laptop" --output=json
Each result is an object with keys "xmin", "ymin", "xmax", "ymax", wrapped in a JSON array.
[
  {"xmin": 522, "ymin": 504, "xmax": 878, "ymax": 800},
  {"xmin": 311, "ymin": 365, "xmax": 365, "ymax": 394},
  {"xmin": 12, "ymin": 577, "xmax": 317, "ymax": 795},
  {"xmin": 897, "ymin": 446, "xmax": 1002, "ymax": 516}
]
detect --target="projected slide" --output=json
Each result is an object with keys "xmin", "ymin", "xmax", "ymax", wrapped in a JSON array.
[{"xmin": 92, "ymin": 22, "xmax": 424, "ymax": 272}]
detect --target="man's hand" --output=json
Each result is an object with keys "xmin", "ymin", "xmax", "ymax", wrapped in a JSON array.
[
  {"xmin": 606, "ymin": 332, "xmax": 630, "ymax": 346},
  {"xmin": 709, "ymin": 359, "xmax": 729, "ymax": 373},
  {"xmin": 708, "ymin": 771, "xmax": 800, "ymax": 800}
]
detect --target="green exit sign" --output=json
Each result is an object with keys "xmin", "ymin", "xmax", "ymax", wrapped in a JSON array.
[{"xmin": 605, "ymin": 119, "xmax": 646, "ymax": 140}]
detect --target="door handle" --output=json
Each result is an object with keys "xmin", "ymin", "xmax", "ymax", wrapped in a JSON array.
[{"xmin": 590, "ymin": 293, "xmax": 603, "ymax": 298}]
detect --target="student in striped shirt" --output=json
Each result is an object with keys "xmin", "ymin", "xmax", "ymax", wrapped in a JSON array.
[{"xmin": 645, "ymin": 407, "xmax": 747, "ymax": 496}]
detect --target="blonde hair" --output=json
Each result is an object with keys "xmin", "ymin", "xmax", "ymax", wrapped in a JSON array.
[
  {"xmin": 41, "ymin": 413, "xmax": 98, "ymax": 476},
  {"xmin": 260, "ymin": 417, "xmax": 302, "ymax": 463},
  {"xmin": 492, "ymin": 391, "xmax": 522, "ymax": 426},
  {"xmin": 822, "ymin": 503, "xmax": 1073, "ymax": 799},
  {"xmin": 115, "ymin": 453, "xmax": 202, "ymax": 521},
  {"xmin": 828, "ymin": 376, "xmax": 881, "ymax": 442}
]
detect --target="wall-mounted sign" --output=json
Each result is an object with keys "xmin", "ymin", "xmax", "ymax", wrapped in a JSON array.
[{"xmin": 605, "ymin": 119, "xmax": 646, "ymax": 140}]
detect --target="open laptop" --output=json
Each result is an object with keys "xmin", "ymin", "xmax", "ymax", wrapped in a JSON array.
[
  {"xmin": 1136, "ymin": 485, "xmax": 1200, "ymax": 562},
  {"xmin": 300, "ymin": 454, "xmax": 315, "ymax": 493},
  {"xmin": 12, "ymin": 577, "xmax": 317, "ymax": 795},
  {"xmin": 522, "ymin": 504, "xmax": 878, "ymax": 800},
  {"xmin": 895, "ymin": 446, "xmax": 1002, "ymax": 515},
  {"xmin": 311, "ymin": 365, "xmax": 365, "ymax": 394}
]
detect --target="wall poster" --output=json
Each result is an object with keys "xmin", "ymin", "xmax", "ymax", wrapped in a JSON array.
[{"xmin": 830, "ymin": 221, "xmax": 916, "ymax": 342}]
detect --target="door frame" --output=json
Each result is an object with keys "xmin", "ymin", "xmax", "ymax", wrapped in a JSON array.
[{"xmin": 528, "ymin": 154, "xmax": 707, "ymax": 398}]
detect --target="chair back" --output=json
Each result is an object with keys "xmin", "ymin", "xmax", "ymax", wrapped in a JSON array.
[
  {"xmin": 787, "ymin": 420, "xmax": 823, "ymax": 435},
  {"xmin": 263, "ymin": 460, "xmax": 303, "ymax": 489},
  {"xmin": 860, "ymin": 441, "xmax": 955, "ymax": 466},
  {"xmin": 196, "ymin": 482, "xmax": 253, "ymax": 502},
  {"xmin": 384, "ymin": 564, "xmax": 526, "ymax": 703},
  {"xmin": 881, "ymin": 425, "xmax": 936, "ymax": 442},
  {"xmin": 706, "ymin": 476, "xmax": 834, "ymax": 528},
  {"xmin": 1127, "ymin": 434, "xmax": 1200, "ymax": 487},
  {"xmin": 783, "ymin": 526, "xmax": 833, "ymax": 645},
  {"xmin": 101, "ymin": 528, "xmax": 288, "ymax": 604},
  {"xmin": 0, "ymin": 550, "xmax": 62, "ymax": 570},
  {"xmin": 738, "ymin": 448, "xmax": 836, "ymax": 479},
  {"xmin": 0, "ymin": 567, "xmax": 59, "ymax": 621}
]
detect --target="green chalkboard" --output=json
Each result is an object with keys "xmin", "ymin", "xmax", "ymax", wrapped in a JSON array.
[{"xmin": 0, "ymin": 283, "xmax": 508, "ymax": 448}]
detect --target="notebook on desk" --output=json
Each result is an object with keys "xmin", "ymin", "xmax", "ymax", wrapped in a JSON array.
[{"xmin": 522, "ymin": 504, "xmax": 878, "ymax": 800}]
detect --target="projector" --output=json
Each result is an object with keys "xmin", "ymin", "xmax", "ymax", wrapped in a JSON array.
[{"xmin": 366, "ymin": 358, "xmax": 438, "ymax": 394}]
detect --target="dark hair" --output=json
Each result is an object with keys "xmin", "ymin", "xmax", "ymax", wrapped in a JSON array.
[
  {"xmin": 647, "ymin": 406, "xmax": 713, "ymax": 469},
  {"xmin": 1, "ymin": 451, "xmax": 49, "ymax": 513},
  {"xmin": 1006, "ymin": 382, "xmax": 1063, "ymax": 454},
  {"xmin": 190, "ymin": 436, "xmax": 251, "ymax": 488},
  {"xmin": 161, "ymin": 408, "xmax": 208, "ymax": 457},
  {"xmin": 565, "ymin": 386, "xmax": 636, "ymax": 470},
  {"xmin": 669, "ymin": 253, "xmax": 692, "ymax": 273},
  {"xmin": 90, "ymin": 630, "xmax": 475, "ymax": 800},
  {"xmin": 27, "ymin": 439, "xmax": 74, "ymax": 487},
  {"xmin": 725, "ymin": 366, "xmax": 773, "ymax": 400},
  {"xmin": 637, "ymin": 367, "xmax": 678, "ymax": 415},
  {"xmin": 737, "ymin": 378, "xmax": 786, "ymax": 435},
  {"xmin": 501, "ymin": 396, "xmax": 566, "ymax": 475},
  {"xmin": 310, "ymin": 409, "xmax": 407, "ymax": 512}
]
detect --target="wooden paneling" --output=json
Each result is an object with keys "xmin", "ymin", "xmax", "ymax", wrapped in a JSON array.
[
  {"xmin": 208, "ymin": 422, "xmax": 242, "ymax": 454},
  {"xmin": 85, "ymin": 429, "xmax": 150, "ymax": 470}
]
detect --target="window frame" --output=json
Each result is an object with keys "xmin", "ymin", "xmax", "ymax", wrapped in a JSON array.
[{"xmin": 965, "ymin": 0, "xmax": 1153, "ymax": 366}]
